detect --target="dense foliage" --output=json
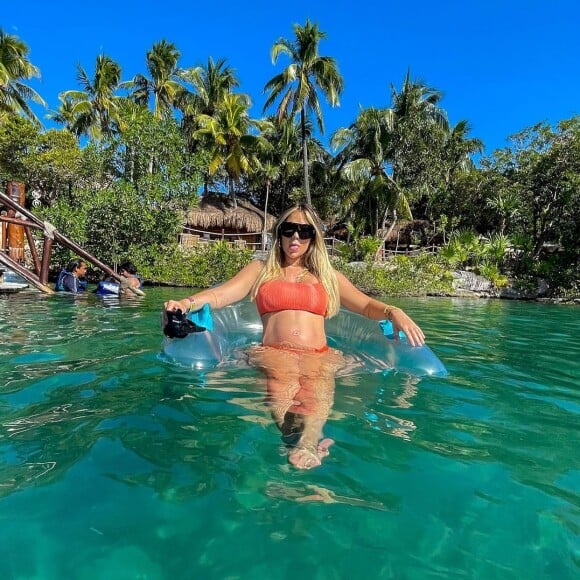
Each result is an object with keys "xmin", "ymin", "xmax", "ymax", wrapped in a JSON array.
[
  {"xmin": 144, "ymin": 241, "xmax": 253, "ymax": 288},
  {"xmin": 335, "ymin": 253, "xmax": 454, "ymax": 297},
  {"xmin": 0, "ymin": 25, "xmax": 578, "ymax": 298},
  {"xmin": 1, "ymin": 110, "xmax": 204, "ymax": 270}
]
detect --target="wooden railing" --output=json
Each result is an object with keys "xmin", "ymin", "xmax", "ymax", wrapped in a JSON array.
[
  {"xmin": 0, "ymin": 188, "xmax": 123, "ymax": 293},
  {"xmin": 177, "ymin": 231, "xmax": 439, "ymax": 260}
]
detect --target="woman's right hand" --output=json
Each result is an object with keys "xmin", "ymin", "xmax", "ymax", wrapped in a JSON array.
[{"xmin": 164, "ymin": 298, "xmax": 190, "ymax": 313}]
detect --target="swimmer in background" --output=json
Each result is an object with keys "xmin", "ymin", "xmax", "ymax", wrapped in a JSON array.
[
  {"xmin": 95, "ymin": 261, "xmax": 145, "ymax": 297},
  {"xmin": 55, "ymin": 259, "xmax": 88, "ymax": 293},
  {"xmin": 164, "ymin": 204, "xmax": 424, "ymax": 469},
  {"xmin": 118, "ymin": 261, "xmax": 144, "ymax": 296}
]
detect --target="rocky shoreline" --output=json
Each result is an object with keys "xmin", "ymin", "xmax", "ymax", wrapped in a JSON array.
[{"xmin": 447, "ymin": 271, "xmax": 580, "ymax": 304}]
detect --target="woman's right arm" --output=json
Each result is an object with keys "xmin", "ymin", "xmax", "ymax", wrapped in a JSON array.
[{"xmin": 164, "ymin": 260, "xmax": 264, "ymax": 313}]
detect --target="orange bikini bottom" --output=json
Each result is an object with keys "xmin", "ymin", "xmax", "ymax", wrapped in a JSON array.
[
  {"xmin": 246, "ymin": 343, "xmax": 345, "ymax": 416},
  {"xmin": 266, "ymin": 342, "xmax": 329, "ymax": 355}
]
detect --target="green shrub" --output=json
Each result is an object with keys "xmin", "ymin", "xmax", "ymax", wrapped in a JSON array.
[
  {"xmin": 334, "ymin": 251, "xmax": 453, "ymax": 296},
  {"xmin": 478, "ymin": 264, "xmax": 509, "ymax": 288},
  {"xmin": 357, "ymin": 236, "xmax": 382, "ymax": 261},
  {"xmin": 336, "ymin": 235, "xmax": 382, "ymax": 262},
  {"xmin": 145, "ymin": 242, "xmax": 253, "ymax": 288}
]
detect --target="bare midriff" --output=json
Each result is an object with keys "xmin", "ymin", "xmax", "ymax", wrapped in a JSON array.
[{"xmin": 261, "ymin": 310, "xmax": 327, "ymax": 350}]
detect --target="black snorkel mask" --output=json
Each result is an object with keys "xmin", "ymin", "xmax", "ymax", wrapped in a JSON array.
[{"xmin": 162, "ymin": 309, "xmax": 206, "ymax": 339}]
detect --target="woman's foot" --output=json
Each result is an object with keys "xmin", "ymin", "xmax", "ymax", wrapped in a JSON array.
[{"xmin": 288, "ymin": 438, "xmax": 334, "ymax": 469}]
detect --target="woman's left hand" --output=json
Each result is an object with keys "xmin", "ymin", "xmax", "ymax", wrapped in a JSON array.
[{"xmin": 390, "ymin": 309, "xmax": 425, "ymax": 347}]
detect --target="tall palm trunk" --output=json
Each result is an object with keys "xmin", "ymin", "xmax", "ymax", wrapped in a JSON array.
[
  {"xmin": 262, "ymin": 180, "xmax": 271, "ymax": 251},
  {"xmin": 376, "ymin": 176, "xmax": 404, "ymax": 260},
  {"xmin": 228, "ymin": 175, "xmax": 238, "ymax": 208},
  {"xmin": 300, "ymin": 108, "xmax": 311, "ymax": 205},
  {"xmin": 126, "ymin": 145, "xmax": 135, "ymax": 183}
]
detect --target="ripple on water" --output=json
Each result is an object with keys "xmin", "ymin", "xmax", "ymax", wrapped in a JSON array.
[{"xmin": 10, "ymin": 352, "xmax": 64, "ymax": 364}]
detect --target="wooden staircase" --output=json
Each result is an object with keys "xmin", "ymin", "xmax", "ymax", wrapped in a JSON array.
[{"xmin": 0, "ymin": 184, "xmax": 122, "ymax": 294}]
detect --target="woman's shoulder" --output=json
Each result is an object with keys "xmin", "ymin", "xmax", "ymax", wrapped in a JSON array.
[
  {"xmin": 232, "ymin": 259, "xmax": 265, "ymax": 283},
  {"xmin": 249, "ymin": 259, "xmax": 266, "ymax": 271}
]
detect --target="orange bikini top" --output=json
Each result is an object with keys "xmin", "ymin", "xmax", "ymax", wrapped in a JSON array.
[{"xmin": 256, "ymin": 280, "xmax": 328, "ymax": 317}]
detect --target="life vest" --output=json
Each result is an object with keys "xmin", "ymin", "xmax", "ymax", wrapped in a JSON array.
[
  {"xmin": 55, "ymin": 270, "xmax": 69, "ymax": 291},
  {"xmin": 55, "ymin": 270, "xmax": 87, "ymax": 293},
  {"xmin": 96, "ymin": 280, "xmax": 121, "ymax": 296}
]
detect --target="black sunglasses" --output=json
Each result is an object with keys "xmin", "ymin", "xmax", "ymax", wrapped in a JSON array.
[{"xmin": 279, "ymin": 221, "xmax": 316, "ymax": 240}]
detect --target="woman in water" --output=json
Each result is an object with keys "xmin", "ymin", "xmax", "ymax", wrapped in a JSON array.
[
  {"xmin": 164, "ymin": 204, "xmax": 425, "ymax": 469},
  {"xmin": 119, "ymin": 261, "xmax": 145, "ymax": 296}
]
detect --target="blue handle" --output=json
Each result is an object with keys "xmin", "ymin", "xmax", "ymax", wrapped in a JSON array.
[
  {"xmin": 188, "ymin": 303, "xmax": 214, "ymax": 331},
  {"xmin": 378, "ymin": 319, "xmax": 448, "ymax": 377},
  {"xmin": 379, "ymin": 319, "xmax": 405, "ymax": 340}
]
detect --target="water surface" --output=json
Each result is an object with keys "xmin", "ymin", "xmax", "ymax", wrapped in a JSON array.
[{"xmin": 0, "ymin": 289, "xmax": 578, "ymax": 579}]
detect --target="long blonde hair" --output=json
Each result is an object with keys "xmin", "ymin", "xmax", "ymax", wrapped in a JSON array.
[{"xmin": 250, "ymin": 204, "xmax": 340, "ymax": 317}]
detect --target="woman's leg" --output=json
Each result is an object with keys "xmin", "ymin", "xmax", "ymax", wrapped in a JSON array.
[
  {"xmin": 248, "ymin": 346, "xmax": 301, "ymax": 432},
  {"xmin": 248, "ymin": 345, "xmax": 342, "ymax": 469},
  {"xmin": 286, "ymin": 349, "xmax": 344, "ymax": 469}
]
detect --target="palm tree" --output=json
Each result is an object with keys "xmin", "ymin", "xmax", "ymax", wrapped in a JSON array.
[
  {"xmin": 0, "ymin": 29, "xmax": 46, "ymax": 124},
  {"xmin": 122, "ymin": 40, "xmax": 187, "ymax": 119},
  {"xmin": 255, "ymin": 161, "xmax": 280, "ymax": 250},
  {"xmin": 263, "ymin": 19, "xmax": 343, "ymax": 205},
  {"xmin": 441, "ymin": 120, "xmax": 484, "ymax": 181},
  {"xmin": 195, "ymin": 93, "xmax": 272, "ymax": 207},
  {"xmin": 485, "ymin": 182, "xmax": 522, "ymax": 235},
  {"xmin": 332, "ymin": 107, "xmax": 401, "ymax": 233},
  {"xmin": 388, "ymin": 71, "xmax": 449, "ymax": 201},
  {"xmin": 177, "ymin": 57, "xmax": 240, "ymax": 180},
  {"xmin": 255, "ymin": 115, "xmax": 307, "ymax": 211},
  {"xmin": 184, "ymin": 57, "xmax": 239, "ymax": 117},
  {"xmin": 47, "ymin": 94, "xmax": 77, "ymax": 130},
  {"xmin": 380, "ymin": 72, "xmax": 450, "ymax": 237},
  {"xmin": 58, "ymin": 54, "xmax": 122, "ymax": 140},
  {"xmin": 331, "ymin": 73, "xmax": 453, "ymax": 252}
]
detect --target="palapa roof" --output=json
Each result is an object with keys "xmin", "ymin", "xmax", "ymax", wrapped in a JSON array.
[
  {"xmin": 186, "ymin": 194, "xmax": 276, "ymax": 232},
  {"xmin": 379, "ymin": 220, "xmax": 432, "ymax": 243}
]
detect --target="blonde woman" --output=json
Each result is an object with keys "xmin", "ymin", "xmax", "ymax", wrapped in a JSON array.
[{"xmin": 164, "ymin": 204, "xmax": 424, "ymax": 468}]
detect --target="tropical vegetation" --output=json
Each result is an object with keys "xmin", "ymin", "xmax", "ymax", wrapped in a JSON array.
[{"xmin": 0, "ymin": 24, "xmax": 577, "ymax": 299}]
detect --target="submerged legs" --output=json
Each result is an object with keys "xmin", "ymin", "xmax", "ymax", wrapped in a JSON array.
[{"xmin": 249, "ymin": 345, "xmax": 343, "ymax": 469}]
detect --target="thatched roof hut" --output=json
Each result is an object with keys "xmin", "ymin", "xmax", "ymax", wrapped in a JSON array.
[
  {"xmin": 185, "ymin": 194, "xmax": 276, "ymax": 234},
  {"xmin": 380, "ymin": 220, "xmax": 435, "ymax": 246}
]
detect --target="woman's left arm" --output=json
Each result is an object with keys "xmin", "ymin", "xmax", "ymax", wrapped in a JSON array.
[{"xmin": 335, "ymin": 270, "xmax": 425, "ymax": 346}]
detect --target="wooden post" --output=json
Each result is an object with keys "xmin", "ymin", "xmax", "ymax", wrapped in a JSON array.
[
  {"xmin": 24, "ymin": 226, "xmax": 41, "ymax": 274},
  {"xmin": 40, "ymin": 236, "xmax": 53, "ymax": 285},
  {"xmin": 6, "ymin": 182, "xmax": 25, "ymax": 263},
  {"xmin": 0, "ymin": 210, "xmax": 6, "ymax": 250}
]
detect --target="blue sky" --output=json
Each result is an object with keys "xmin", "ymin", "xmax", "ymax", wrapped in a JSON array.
[{"xmin": 3, "ymin": 0, "xmax": 578, "ymax": 156}]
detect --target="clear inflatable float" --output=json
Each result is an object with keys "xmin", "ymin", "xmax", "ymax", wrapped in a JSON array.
[{"xmin": 162, "ymin": 300, "xmax": 448, "ymax": 378}]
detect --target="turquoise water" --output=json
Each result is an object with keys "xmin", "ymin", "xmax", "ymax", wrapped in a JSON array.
[{"xmin": 0, "ymin": 289, "xmax": 578, "ymax": 579}]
